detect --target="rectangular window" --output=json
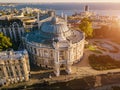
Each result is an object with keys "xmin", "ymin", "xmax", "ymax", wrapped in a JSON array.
[
  {"xmin": 34, "ymin": 48, "xmax": 37, "ymax": 54},
  {"xmin": 10, "ymin": 72, "xmax": 13, "ymax": 77},
  {"xmin": 15, "ymin": 66, "xmax": 17, "ymax": 70},
  {"xmin": 16, "ymin": 71, "xmax": 19, "ymax": 76},
  {"xmin": 20, "ymin": 64, "xmax": 23, "ymax": 70},
  {"xmin": 21, "ymin": 71, "xmax": 24, "ymax": 75},
  {"xmin": 59, "ymin": 51, "xmax": 65, "ymax": 60}
]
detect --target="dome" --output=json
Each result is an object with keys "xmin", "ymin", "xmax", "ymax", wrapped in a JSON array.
[
  {"xmin": 51, "ymin": 16, "xmax": 58, "ymax": 24},
  {"xmin": 24, "ymin": 16, "xmax": 84, "ymax": 46},
  {"xmin": 41, "ymin": 17, "xmax": 69, "ymax": 35},
  {"xmin": 40, "ymin": 17, "xmax": 71, "ymax": 41}
]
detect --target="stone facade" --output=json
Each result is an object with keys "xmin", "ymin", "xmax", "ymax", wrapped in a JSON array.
[
  {"xmin": 23, "ymin": 15, "xmax": 85, "ymax": 76},
  {"xmin": 0, "ymin": 18, "xmax": 24, "ymax": 43},
  {"xmin": 0, "ymin": 50, "xmax": 30, "ymax": 86}
]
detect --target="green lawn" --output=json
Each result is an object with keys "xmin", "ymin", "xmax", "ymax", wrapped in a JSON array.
[{"xmin": 86, "ymin": 45, "xmax": 102, "ymax": 54}]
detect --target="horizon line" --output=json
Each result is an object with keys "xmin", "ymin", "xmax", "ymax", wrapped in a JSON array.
[{"xmin": 0, "ymin": 2, "xmax": 120, "ymax": 3}]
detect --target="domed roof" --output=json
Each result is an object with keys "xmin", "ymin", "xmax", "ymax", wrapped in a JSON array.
[
  {"xmin": 41, "ymin": 17, "xmax": 69, "ymax": 35},
  {"xmin": 25, "ymin": 16, "xmax": 84, "ymax": 47}
]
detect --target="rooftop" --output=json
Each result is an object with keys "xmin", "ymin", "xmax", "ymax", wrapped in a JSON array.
[
  {"xmin": 25, "ymin": 16, "xmax": 84, "ymax": 48},
  {"xmin": 0, "ymin": 50, "xmax": 27, "ymax": 61},
  {"xmin": 0, "ymin": 18, "xmax": 23, "ymax": 27}
]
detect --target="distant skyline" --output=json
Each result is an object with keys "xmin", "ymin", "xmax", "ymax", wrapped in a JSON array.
[{"xmin": 0, "ymin": 0, "xmax": 120, "ymax": 3}]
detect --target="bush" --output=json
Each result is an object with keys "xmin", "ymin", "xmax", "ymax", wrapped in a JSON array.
[
  {"xmin": 89, "ymin": 54, "xmax": 120, "ymax": 70},
  {"xmin": 112, "ymin": 86, "xmax": 120, "ymax": 90}
]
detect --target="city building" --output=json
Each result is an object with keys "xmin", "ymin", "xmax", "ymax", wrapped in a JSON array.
[
  {"xmin": 70, "ymin": 5, "xmax": 120, "ymax": 29},
  {"xmin": 37, "ymin": 10, "xmax": 56, "ymax": 29},
  {"xmin": 73, "ymin": 5, "xmax": 94, "ymax": 18},
  {"xmin": 14, "ymin": 10, "xmax": 56, "ymax": 31},
  {"xmin": 22, "ymin": 15, "xmax": 85, "ymax": 76},
  {"xmin": 0, "ymin": 17, "xmax": 25, "ymax": 43},
  {"xmin": 0, "ymin": 50, "xmax": 30, "ymax": 86},
  {"xmin": 84, "ymin": 5, "xmax": 89, "ymax": 12}
]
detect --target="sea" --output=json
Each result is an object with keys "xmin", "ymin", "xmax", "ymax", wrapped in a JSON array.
[{"xmin": 0, "ymin": 3, "xmax": 120, "ymax": 17}]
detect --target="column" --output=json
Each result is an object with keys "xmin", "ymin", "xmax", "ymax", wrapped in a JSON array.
[
  {"xmin": 22, "ymin": 58, "xmax": 29, "ymax": 81},
  {"xmin": 54, "ymin": 49, "xmax": 60, "ymax": 77},
  {"xmin": 11, "ymin": 64, "xmax": 16, "ymax": 82},
  {"xmin": 2, "ymin": 65, "xmax": 8, "ymax": 85},
  {"xmin": 66, "ymin": 48, "xmax": 72, "ymax": 74},
  {"xmin": 36, "ymin": 48, "xmax": 39, "ymax": 56},
  {"xmin": 2, "ymin": 65, "xmax": 8, "ymax": 79},
  {"xmin": 39, "ymin": 49, "xmax": 41, "ymax": 57}
]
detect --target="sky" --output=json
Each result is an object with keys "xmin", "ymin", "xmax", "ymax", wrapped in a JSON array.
[{"xmin": 0, "ymin": 0, "xmax": 120, "ymax": 3}]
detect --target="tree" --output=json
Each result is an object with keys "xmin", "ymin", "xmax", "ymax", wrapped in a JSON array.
[
  {"xmin": 79, "ymin": 18, "xmax": 93, "ymax": 37},
  {"xmin": 0, "ymin": 32, "xmax": 12, "ymax": 51}
]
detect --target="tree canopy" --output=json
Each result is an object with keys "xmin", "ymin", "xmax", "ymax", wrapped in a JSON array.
[
  {"xmin": 0, "ymin": 32, "xmax": 12, "ymax": 51},
  {"xmin": 79, "ymin": 18, "xmax": 93, "ymax": 37}
]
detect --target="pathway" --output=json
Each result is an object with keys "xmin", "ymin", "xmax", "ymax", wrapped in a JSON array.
[{"xmin": 89, "ymin": 39, "xmax": 120, "ymax": 60}]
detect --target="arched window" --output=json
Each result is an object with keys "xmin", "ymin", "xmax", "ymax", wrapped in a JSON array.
[{"xmin": 12, "ymin": 22, "xmax": 19, "ymax": 28}]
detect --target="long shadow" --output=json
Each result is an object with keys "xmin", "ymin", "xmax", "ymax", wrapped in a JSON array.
[
  {"xmin": 31, "ymin": 70, "xmax": 68, "ymax": 80},
  {"xmin": 30, "ymin": 64, "xmax": 68, "ymax": 80},
  {"xmin": 31, "ymin": 71, "xmax": 55, "ymax": 79}
]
